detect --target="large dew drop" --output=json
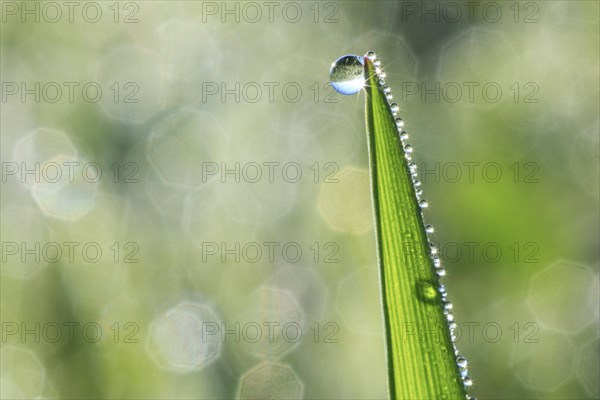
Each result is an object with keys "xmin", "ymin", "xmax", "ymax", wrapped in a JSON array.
[{"xmin": 329, "ymin": 54, "xmax": 365, "ymax": 95}]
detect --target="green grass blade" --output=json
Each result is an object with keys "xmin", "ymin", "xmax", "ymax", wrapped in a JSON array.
[{"xmin": 363, "ymin": 56, "xmax": 469, "ymax": 399}]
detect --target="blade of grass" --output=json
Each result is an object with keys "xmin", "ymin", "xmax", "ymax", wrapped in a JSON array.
[{"xmin": 363, "ymin": 55, "xmax": 469, "ymax": 399}]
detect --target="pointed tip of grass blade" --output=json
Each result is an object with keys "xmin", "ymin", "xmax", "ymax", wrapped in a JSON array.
[{"xmin": 363, "ymin": 56, "xmax": 382, "ymax": 97}]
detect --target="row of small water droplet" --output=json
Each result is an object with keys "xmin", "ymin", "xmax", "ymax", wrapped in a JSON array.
[{"xmin": 329, "ymin": 52, "xmax": 475, "ymax": 399}]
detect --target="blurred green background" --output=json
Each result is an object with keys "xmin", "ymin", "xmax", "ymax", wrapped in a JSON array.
[{"xmin": 1, "ymin": 1, "xmax": 598, "ymax": 399}]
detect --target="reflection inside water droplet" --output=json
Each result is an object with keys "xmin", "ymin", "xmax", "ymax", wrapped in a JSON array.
[{"xmin": 329, "ymin": 54, "xmax": 365, "ymax": 95}]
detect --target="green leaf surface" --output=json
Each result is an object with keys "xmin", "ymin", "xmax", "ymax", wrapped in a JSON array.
[{"xmin": 364, "ymin": 57, "xmax": 467, "ymax": 400}]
